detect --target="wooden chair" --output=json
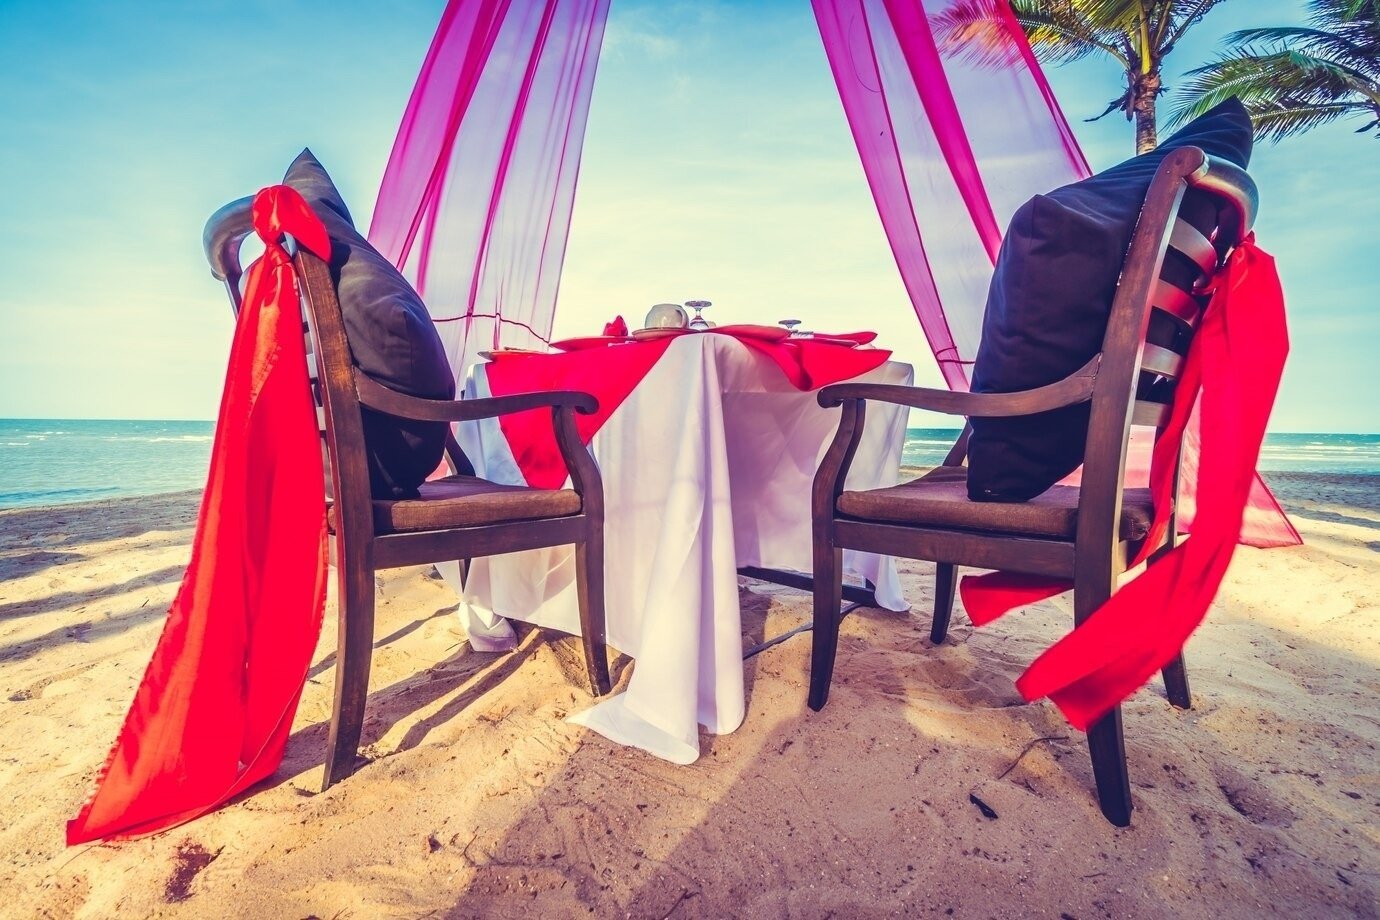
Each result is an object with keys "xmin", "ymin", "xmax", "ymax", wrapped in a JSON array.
[
  {"xmin": 203, "ymin": 196, "xmax": 611, "ymax": 791},
  {"xmin": 808, "ymin": 146, "xmax": 1257, "ymax": 826}
]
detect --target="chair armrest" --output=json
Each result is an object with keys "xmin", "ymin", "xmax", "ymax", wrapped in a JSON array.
[
  {"xmin": 355, "ymin": 373, "xmax": 598, "ymax": 422},
  {"xmin": 817, "ymin": 356, "xmax": 1099, "ymax": 417}
]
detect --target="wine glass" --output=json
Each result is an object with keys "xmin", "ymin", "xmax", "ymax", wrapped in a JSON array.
[
  {"xmin": 779, "ymin": 318, "xmax": 812, "ymax": 338},
  {"xmin": 686, "ymin": 300, "xmax": 712, "ymax": 330}
]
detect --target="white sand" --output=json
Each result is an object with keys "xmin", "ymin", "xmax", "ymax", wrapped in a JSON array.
[{"xmin": 2, "ymin": 473, "xmax": 1376, "ymax": 917}]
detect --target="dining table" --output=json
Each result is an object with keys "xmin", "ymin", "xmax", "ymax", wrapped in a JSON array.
[{"xmin": 445, "ymin": 327, "xmax": 914, "ymax": 764}]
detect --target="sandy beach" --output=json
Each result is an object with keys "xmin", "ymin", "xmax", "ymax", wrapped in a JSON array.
[{"xmin": 1, "ymin": 471, "xmax": 1376, "ymax": 918}]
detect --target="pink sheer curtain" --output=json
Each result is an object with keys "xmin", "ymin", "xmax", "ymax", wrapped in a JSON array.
[
  {"xmin": 813, "ymin": 0, "xmax": 1297, "ymax": 547},
  {"xmin": 368, "ymin": 0, "xmax": 1296, "ymax": 547},
  {"xmin": 812, "ymin": 0, "xmax": 1088, "ymax": 390},
  {"xmin": 369, "ymin": 0, "xmax": 611, "ymax": 379}
]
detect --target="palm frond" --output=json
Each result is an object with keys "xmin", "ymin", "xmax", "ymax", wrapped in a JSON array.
[
  {"xmin": 1250, "ymin": 100, "xmax": 1367, "ymax": 141},
  {"xmin": 932, "ymin": 0, "xmax": 1129, "ymax": 68},
  {"xmin": 1171, "ymin": 46, "xmax": 1380, "ymax": 141},
  {"xmin": 1163, "ymin": 0, "xmax": 1228, "ymax": 49},
  {"xmin": 1052, "ymin": 0, "xmax": 1143, "ymax": 33},
  {"xmin": 1224, "ymin": 24, "xmax": 1375, "ymax": 72}
]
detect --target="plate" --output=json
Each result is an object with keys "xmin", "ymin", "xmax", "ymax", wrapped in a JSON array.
[
  {"xmin": 631, "ymin": 327, "xmax": 694, "ymax": 341},
  {"xmin": 478, "ymin": 348, "xmax": 546, "ymax": 360},
  {"xmin": 550, "ymin": 335, "xmax": 629, "ymax": 352},
  {"xmin": 711, "ymin": 324, "xmax": 791, "ymax": 342}
]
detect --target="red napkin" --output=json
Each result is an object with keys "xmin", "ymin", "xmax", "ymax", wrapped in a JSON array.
[
  {"xmin": 958, "ymin": 236, "xmax": 1289, "ymax": 730},
  {"xmin": 722, "ymin": 333, "xmax": 890, "ymax": 389},
  {"xmin": 486, "ymin": 337, "xmax": 677, "ymax": 488},
  {"xmin": 602, "ymin": 315, "xmax": 629, "ymax": 337}
]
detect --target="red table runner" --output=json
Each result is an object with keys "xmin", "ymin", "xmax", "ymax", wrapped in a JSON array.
[
  {"xmin": 484, "ymin": 330, "xmax": 892, "ymax": 489},
  {"xmin": 959, "ymin": 236, "xmax": 1289, "ymax": 730}
]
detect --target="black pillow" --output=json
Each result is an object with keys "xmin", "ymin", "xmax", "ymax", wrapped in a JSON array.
[
  {"xmin": 966, "ymin": 99, "xmax": 1253, "ymax": 502},
  {"xmin": 283, "ymin": 149, "xmax": 456, "ymax": 499}
]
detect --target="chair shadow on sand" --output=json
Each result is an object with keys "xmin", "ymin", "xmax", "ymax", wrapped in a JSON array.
[
  {"xmin": 0, "ymin": 492, "xmax": 201, "ymax": 582},
  {"xmin": 409, "ymin": 567, "xmax": 1377, "ymax": 919}
]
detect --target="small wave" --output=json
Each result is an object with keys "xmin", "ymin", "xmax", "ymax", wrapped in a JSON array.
[
  {"xmin": 0, "ymin": 486, "xmax": 121, "ymax": 507},
  {"xmin": 99, "ymin": 435, "xmax": 214, "ymax": 443}
]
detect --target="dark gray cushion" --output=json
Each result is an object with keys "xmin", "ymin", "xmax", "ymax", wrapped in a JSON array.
[
  {"xmin": 283, "ymin": 149, "xmax": 455, "ymax": 499},
  {"xmin": 967, "ymin": 99, "xmax": 1253, "ymax": 502}
]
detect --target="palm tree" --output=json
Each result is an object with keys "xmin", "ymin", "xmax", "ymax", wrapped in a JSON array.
[
  {"xmin": 932, "ymin": 1, "xmax": 1229, "ymax": 154},
  {"xmin": 1172, "ymin": 0, "xmax": 1380, "ymax": 142}
]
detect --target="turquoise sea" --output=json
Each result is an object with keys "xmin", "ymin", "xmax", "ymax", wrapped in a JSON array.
[
  {"xmin": 1, "ymin": 419, "xmax": 1378, "ymax": 510},
  {"xmin": 0, "ymin": 419, "xmax": 215, "ymax": 509}
]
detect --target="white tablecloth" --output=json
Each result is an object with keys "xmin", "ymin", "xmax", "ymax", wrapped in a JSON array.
[{"xmin": 445, "ymin": 333, "xmax": 913, "ymax": 763}]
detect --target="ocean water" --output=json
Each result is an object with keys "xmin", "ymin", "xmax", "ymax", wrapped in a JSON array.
[
  {"xmin": 0, "ymin": 419, "xmax": 214, "ymax": 509},
  {"xmin": 903, "ymin": 428, "xmax": 1380, "ymax": 474},
  {"xmin": 0, "ymin": 420, "xmax": 1377, "ymax": 511}
]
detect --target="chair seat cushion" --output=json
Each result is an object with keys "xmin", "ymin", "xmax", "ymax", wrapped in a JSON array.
[
  {"xmin": 329, "ymin": 475, "xmax": 581, "ymax": 534},
  {"xmin": 967, "ymin": 98, "xmax": 1254, "ymax": 502},
  {"xmin": 836, "ymin": 466, "xmax": 1154, "ymax": 542}
]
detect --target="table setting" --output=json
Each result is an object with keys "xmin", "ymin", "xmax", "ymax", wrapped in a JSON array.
[{"xmin": 444, "ymin": 301, "xmax": 915, "ymax": 764}]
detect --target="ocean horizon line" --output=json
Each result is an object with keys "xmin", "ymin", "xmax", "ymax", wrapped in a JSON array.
[{"xmin": 1, "ymin": 417, "xmax": 1377, "ymax": 437}]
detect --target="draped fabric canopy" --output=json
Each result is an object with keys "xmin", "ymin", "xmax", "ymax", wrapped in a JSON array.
[{"xmin": 369, "ymin": 0, "xmax": 1298, "ymax": 547}]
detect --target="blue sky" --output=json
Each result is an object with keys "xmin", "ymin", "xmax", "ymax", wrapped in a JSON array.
[{"xmin": 0, "ymin": 0, "xmax": 1374, "ymax": 431}]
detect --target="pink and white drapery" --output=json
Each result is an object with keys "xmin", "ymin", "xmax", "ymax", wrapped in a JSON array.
[
  {"xmin": 369, "ymin": 0, "xmax": 610, "ymax": 380},
  {"xmin": 812, "ymin": 0, "xmax": 1296, "ymax": 546},
  {"xmin": 369, "ymin": 0, "xmax": 1297, "ymax": 547},
  {"xmin": 813, "ymin": 0, "xmax": 1088, "ymax": 391}
]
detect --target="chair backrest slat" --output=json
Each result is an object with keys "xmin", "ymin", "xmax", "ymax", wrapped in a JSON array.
[
  {"xmin": 1140, "ymin": 343, "xmax": 1184, "ymax": 380},
  {"xmin": 1151, "ymin": 279, "xmax": 1202, "ymax": 328},
  {"xmin": 1130, "ymin": 399, "xmax": 1171, "ymax": 428},
  {"xmin": 1076, "ymin": 146, "xmax": 1258, "ymax": 577},
  {"xmin": 1167, "ymin": 217, "xmax": 1218, "ymax": 275}
]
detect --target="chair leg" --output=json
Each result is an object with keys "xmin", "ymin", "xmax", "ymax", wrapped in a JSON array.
[
  {"xmin": 1162, "ymin": 652, "xmax": 1192, "ymax": 710},
  {"xmin": 1147, "ymin": 526, "xmax": 1190, "ymax": 710},
  {"xmin": 1075, "ymin": 576, "xmax": 1133, "ymax": 825},
  {"xmin": 574, "ymin": 540, "xmax": 611, "ymax": 697},
  {"xmin": 931, "ymin": 563, "xmax": 957, "ymax": 644},
  {"xmin": 807, "ymin": 542, "xmax": 844, "ymax": 712},
  {"xmin": 322, "ymin": 543, "xmax": 376, "ymax": 791},
  {"xmin": 1086, "ymin": 706, "xmax": 1133, "ymax": 827}
]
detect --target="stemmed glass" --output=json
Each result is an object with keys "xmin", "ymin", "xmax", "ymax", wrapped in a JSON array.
[
  {"xmin": 779, "ymin": 318, "xmax": 812, "ymax": 338},
  {"xmin": 686, "ymin": 300, "xmax": 712, "ymax": 330}
]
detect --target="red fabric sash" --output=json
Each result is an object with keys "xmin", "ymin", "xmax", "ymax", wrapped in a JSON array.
[
  {"xmin": 67, "ymin": 187, "xmax": 331, "ymax": 844},
  {"xmin": 957, "ymin": 237, "xmax": 1289, "ymax": 730},
  {"xmin": 486, "ymin": 331, "xmax": 892, "ymax": 489}
]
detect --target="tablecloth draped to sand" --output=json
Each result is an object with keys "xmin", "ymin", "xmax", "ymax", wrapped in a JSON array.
[{"xmin": 448, "ymin": 334, "xmax": 913, "ymax": 763}]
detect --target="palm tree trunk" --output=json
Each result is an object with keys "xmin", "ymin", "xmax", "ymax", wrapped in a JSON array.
[{"xmin": 1133, "ymin": 70, "xmax": 1161, "ymax": 154}]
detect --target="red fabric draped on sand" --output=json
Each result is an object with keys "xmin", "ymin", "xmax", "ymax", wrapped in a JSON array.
[
  {"xmin": 486, "ymin": 333, "xmax": 893, "ymax": 489},
  {"xmin": 960, "ymin": 239, "xmax": 1290, "ymax": 729},
  {"xmin": 67, "ymin": 187, "xmax": 330, "ymax": 844},
  {"xmin": 811, "ymin": 0, "xmax": 1296, "ymax": 547}
]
